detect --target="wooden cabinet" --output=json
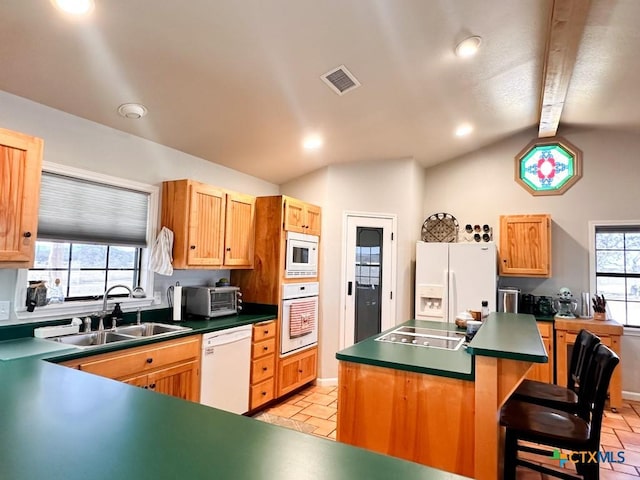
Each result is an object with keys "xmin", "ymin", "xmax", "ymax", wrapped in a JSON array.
[
  {"xmin": 284, "ymin": 197, "xmax": 321, "ymax": 236},
  {"xmin": 249, "ymin": 320, "xmax": 276, "ymax": 410},
  {"xmin": 554, "ymin": 317, "xmax": 623, "ymax": 411},
  {"xmin": 524, "ymin": 321, "xmax": 554, "ymax": 383},
  {"xmin": 224, "ymin": 192, "xmax": 256, "ymax": 267},
  {"xmin": 62, "ymin": 336, "xmax": 201, "ymax": 402},
  {"xmin": 0, "ymin": 128, "xmax": 43, "ymax": 268},
  {"xmin": 161, "ymin": 179, "xmax": 255, "ymax": 269},
  {"xmin": 499, "ymin": 214, "xmax": 551, "ymax": 277},
  {"xmin": 277, "ymin": 347, "xmax": 317, "ymax": 397}
]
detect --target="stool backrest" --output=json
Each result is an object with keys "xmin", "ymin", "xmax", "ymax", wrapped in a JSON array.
[
  {"xmin": 567, "ymin": 329, "xmax": 600, "ymax": 392},
  {"xmin": 576, "ymin": 343, "xmax": 620, "ymax": 448}
]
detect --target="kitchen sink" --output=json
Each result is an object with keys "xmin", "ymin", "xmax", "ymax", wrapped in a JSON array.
[
  {"xmin": 46, "ymin": 323, "xmax": 192, "ymax": 349},
  {"xmin": 49, "ymin": 331, "xmax": 137, "ymax": 348},
  {"xmin": 114, "ymin": 322, "xmax": 192, "ymax": 337},
  {"xmin": 375, "ymin": 326, "xmax": 465, "ymax": 350}
]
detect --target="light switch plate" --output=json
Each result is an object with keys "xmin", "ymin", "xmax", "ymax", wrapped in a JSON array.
[
  {"xmin": 153, "ymin": 291, "xmax": 162, "ymax": 305},
  {"xmin": 0, "ymin": 301, "xmax": 10, "ymax": 321}
]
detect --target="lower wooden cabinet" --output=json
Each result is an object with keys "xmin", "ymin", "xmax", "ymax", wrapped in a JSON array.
[
  {"xmin": 249, "ymin": 320, "xmax": 276, "ymax": 410},
  {"xmin": 524, "ymin": 321, "xmax": 554, "ymax": 383},
  {"xmin": 62, "ymin": 336, "xmax": 201, "ymax": 402},
  {"xmin": 277, "ymin": 347, "xmax": 317, "ymax": 397}
]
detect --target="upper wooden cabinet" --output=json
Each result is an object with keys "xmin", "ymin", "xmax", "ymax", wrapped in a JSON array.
[
  {"xmin": 161, "ymin": 179, "xmax": 255, "ymax": 269},
  {"xmin": 284, "ymin": 197, "xmax": 321, "ymax": 236},
  {"xmin": 499, "ymin": 214, "xmax": 551, "ymax": 277},
  {"xmin": 0, "ymin": 128, "xmax": 43, "ymax": 268}
]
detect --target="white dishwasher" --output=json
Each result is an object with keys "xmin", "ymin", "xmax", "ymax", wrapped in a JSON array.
[{"xmin": 200, "ymin": 324, "xmax": 252, "ymax": 414}]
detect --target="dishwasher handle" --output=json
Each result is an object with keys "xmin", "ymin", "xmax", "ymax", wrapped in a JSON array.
[{"xmin": 203, "ymin": 326, "xmax": 252, "ymax": 348}]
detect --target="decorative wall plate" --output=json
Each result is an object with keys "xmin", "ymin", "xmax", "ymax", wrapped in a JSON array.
[{"xmin": 421, "ymin": 213, "xmax": 459, "ymax": 242}]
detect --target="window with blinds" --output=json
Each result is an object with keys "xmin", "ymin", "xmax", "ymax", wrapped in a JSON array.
[{"xmin": 28, "ymin": 171, "xmax": 151, "ymax": 301}]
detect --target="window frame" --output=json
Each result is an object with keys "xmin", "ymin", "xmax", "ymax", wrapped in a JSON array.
[
  {"xmin": 14, "ymin": 161, "xmax": 159, "ymax": 322},
  {"xmin": 589, "ymin": 220, "xmax": 640, "ymax": 333}
]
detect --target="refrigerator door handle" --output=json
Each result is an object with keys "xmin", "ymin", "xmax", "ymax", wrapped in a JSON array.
[
  {"xmin": 347, "ymin": 281, "xmax": 353, "ymax": 296},
  {"xmin": 448, "ymin": 270, "xmax": 455, "ymax": 322},
  {"xmin": 442, "ymin": 269, "xmax": 449, "ymax": 322}
]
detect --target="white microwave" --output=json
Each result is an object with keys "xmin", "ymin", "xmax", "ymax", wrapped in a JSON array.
[{"xmin": 285, "ymin": 232, "xmax": 319, "ymax": 278}]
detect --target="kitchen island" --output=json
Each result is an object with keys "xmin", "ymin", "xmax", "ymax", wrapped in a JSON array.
[{"xmin": 336, "ymin": 313, "xmax": 547, "ymax": 480}]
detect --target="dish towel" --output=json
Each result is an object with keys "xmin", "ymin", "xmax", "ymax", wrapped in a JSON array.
[
  {"xmin": 150, "ymin": 227, "xmax": 174, "ymax": 276},
  {"xmin": 289, "ymin": 300, "xmax": 316, "ymax": 338}
]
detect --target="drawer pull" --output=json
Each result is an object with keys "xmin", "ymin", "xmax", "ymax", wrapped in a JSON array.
[
  {"xmin": 261, "ymin": 391, "xmax": 267, "ymax": 396},
  {"xmin": 262, "ymin": 366, "xmax": 268, "ymax": 371},
  {"xmin": 146, "ymin": 358, "xmax": 153, "ymax": 364},
  {"xmin": 263, "ymin": 346, "xmax": 269, "ymax": 351},
  {"xmin": 264, "ymin": 330, "xmax": 270, "ymax": 335},
  {"xmin": 149, "ymin": 383, "xmax": 156, "ymax": 389},
  {"xmin": 298, "ymin": 369, "xmax": 303, "ymax": 373}
]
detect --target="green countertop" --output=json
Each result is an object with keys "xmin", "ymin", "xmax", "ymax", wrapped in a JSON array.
[
  {"xmin": 466, "ymin": 312, "xmax": 548, "ymax": 362},
  {"xmin": 0, "ymin": 353, "xmax": 469, "ymax": 479},
  {"xmin": 336, "ymin": 313, "xmax": 547, "ymax": 380},
  {"xmin": 336, "ymin": 320, "xmax": 474, "ymax": 380},
  {"xmin": 0, "ymin": 313, "xmax": 276, "ymax": 363}
]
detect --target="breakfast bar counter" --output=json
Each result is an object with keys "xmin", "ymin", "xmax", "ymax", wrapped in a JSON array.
[
  {"xmin": 0, "ymin": 355, "xmax": 470, "ymax": 480},
  {"xmin": 336, "ymin": 313, "xmax": 547, "ymax": 480}
]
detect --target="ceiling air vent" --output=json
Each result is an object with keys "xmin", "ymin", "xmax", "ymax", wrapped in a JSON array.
[{"xmin": 321, "ymin": 65, "xmax": 361, "ymax": 96}]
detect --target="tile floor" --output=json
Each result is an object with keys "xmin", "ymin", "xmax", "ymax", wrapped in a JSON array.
[{"xmin": 254, "ymin": 387, "xmax": 640, "ymax": 478}]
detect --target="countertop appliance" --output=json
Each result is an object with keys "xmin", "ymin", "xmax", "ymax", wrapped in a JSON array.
[
  {"xmin": 281, "ymin": 282, "xmax": 319, "ymax": 356},
  {"xmin": 498, "ymin": 287, "xmax": 521, "ymax": 313},
  {"xmin": 200, "ymin": 325, "xmax": 252, "ymax": 414},
  {"xmin": 184, "ymin": 286, "xmax": 242, "ymax": 318},
  {"xmin": 285, "ymin": 232, "xmax": 319, "ymax": 278},
  {"xmin": 415, "ymin": 241, "xmax": 497, "ymax": 322}
]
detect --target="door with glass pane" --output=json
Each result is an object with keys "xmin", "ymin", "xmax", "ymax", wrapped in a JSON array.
[{"xmin": 343, "ymin": 215, "xmax": 395, "ymax": 347}]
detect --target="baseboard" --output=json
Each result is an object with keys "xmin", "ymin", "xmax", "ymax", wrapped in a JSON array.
[
  {"xmin": 622, "ymin": 390, "xmax": 640, "ymax": 402},
  {"xmin": 315, "ymin": 377, "xmax": 338, "ymax": 387}
]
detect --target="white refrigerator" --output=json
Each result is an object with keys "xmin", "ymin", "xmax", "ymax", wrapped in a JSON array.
[{"xmin": 415, "ymin": 241, "xmax": 497, "ymax": 322}]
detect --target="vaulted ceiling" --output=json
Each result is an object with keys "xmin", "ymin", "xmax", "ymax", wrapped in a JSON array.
[{"xmin": 1, "ymin": 1, "xmax": 639, "ymax": 184}]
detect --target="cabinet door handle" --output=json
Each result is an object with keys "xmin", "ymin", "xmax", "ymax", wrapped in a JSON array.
[
  {"xmin": 226, "ymin": 247, "xmax": 231, "ymax": 251},
  {"xmin": 146, "ymin": 358, "xmax": 153, "ymax": 364},
  {"xmin": 23, "ymin": 232, "xmax": 32, "ymax": 238},
  {"xmin": 190, "ymin": 245, "xmax": 196, "ymax": 250},
  {"xmin": 149, "ymin": 383, "xmax": 156, "ymax": 389}
]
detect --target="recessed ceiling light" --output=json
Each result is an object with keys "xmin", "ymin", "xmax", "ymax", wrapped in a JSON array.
[
  {"xmin": 455, "ymin": 123, "xmax": 474, "ymax": 137},
  {"xmin": 303, "ymin": 135, "xmax": 323, "ymax": 150},
  {"xmin": 117, "ymin": 103, "xmax": 148, "ymax": 119},
  {"xmin": 455, "ymin": 36, "xmax": 482, "ymax": 58},
  {"xmin": 51, "ymin": 0, "xmax": 95, "ymax": 15}
]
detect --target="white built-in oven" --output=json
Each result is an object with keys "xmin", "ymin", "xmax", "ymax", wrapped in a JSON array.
[
  {"xmin": 281, "ymin": 282, "xmax": 319, "ymax": 356},
  {"xmin": 285, "ymin": 232, "xmax": 319, "ymax": 278}
]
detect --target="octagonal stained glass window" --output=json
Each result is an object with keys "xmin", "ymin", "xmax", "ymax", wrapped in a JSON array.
[{"xmin": 515, "ymin": 137, "xmax": 582, "ymax": 196}]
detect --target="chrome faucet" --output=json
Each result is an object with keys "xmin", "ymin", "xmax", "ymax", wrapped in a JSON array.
[{"xmin": 101, "ymin": 285, "xmax": 133, "ymax": 329}]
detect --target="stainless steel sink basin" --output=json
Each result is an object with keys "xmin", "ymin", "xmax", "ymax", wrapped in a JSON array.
[
  {"xmin": 46, "ymin": 322, "xmax": 191, "ymax": 349},
  {"xmin": 114, "ymin": 322, "xmax": 191, "ymax": 337},
  {"xmin": 376, "ymin": 326, "xmax": 465, "ymax": 350},
  {"xmin": 49, "ymin": 331, "xmax": 136, "ymax": 348}
]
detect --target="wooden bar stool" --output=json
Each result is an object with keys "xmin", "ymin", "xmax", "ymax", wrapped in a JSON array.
[
  {"xmin": 511, "ymin": 329, "xmax": 600, "ymax": 413},
  {"xmin": 500, "ymin": 343, "xmax": 619, "ymax": 480}
]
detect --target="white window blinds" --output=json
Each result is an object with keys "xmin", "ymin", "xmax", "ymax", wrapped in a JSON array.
[{"xmin": 38, "ymin": 172, "xmax": 149, "ymax": 247}]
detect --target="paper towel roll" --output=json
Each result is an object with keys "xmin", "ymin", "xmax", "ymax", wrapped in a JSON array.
[{"xmin": 173, "ymin": 284, "xmax": 182, "ymax": 321}]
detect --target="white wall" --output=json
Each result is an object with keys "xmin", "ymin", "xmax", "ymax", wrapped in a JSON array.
[
  {"xmin": 282, "ymin": 158, "xmax": 425, "ymax": 380},
  {"xmin": 422, "ymin": 125, "xmax": 640, "ymax": 397},
  {"xmin": 0, "ymin": 91, "xmax": 279, "ymax": 321}
]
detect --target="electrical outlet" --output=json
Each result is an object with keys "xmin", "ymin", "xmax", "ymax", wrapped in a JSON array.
[
  {"xmin": 153, "ymin": 291, "xmax": 162, "ymax": 305},
  {"xmin": 0, "ymin": 301, "xmax": 10, "ymax": 321}
]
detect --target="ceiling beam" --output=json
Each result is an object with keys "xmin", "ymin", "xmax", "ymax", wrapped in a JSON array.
[{"xmin": 538, "ymin": 0, "xmax": 591, "ymax": 138}]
